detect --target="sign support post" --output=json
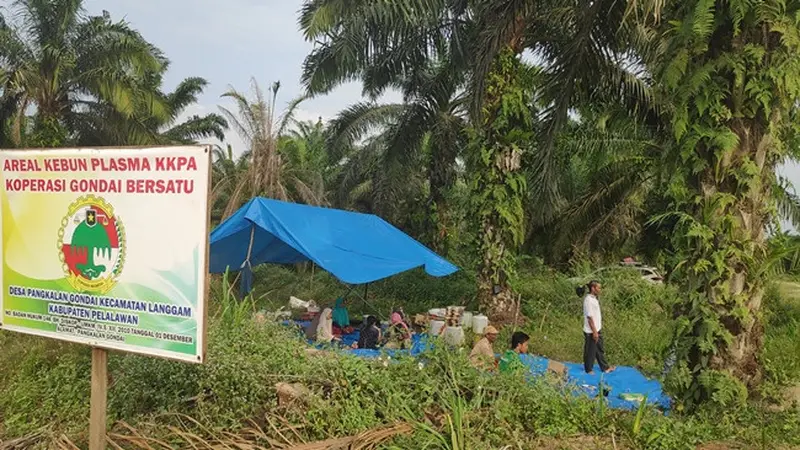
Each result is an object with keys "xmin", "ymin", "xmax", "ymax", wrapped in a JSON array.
[{"xmin": 89, "ymin": 347, "xmax": 108, "ymax": 450}]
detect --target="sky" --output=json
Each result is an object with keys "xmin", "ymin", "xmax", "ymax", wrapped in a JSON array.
[
  {"xmin": 80, "ymin": 0, "xmax": 400, "ymax": 154},
  {"xmin": 52, "ymin": 0, "xmax": 800, "ymax": 224}
]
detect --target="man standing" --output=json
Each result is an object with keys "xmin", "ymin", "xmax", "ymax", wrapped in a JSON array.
[
  {"xmin": 499, "ymin": 331, "xmax": 529, "ymax": 374},
  {"xmin": 582, "ymin": 280, "xmax": 615, "ymax": 374},
  {"xmin": 469, "ymin": 325, "xmax": 499, "ymax": 370}
]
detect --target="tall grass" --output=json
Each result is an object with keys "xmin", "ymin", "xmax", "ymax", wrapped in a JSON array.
[{"xmin": 0, "ymin": 271, "xmax": 798, "ymax": 448}]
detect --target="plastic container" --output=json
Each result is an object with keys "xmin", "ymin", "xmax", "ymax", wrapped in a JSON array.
[
  {"xmin": 461, "ymin": 311, "xmax": 473, "ymax": 329},
  {"xmin": 289, "ymin": 296, "xmax": 309, "ymax": 309},
  {"xmin": 443, "ymin": 326, "xmax": 465, "ymax": 346},
  {"xmin": 428, "ymin": 308, "xmax": 446, "ymax": 320},
  {"xmin": 445, "ymin": 306, "xmax": 463, "ymax": 326},
  {"xmin": 472, "ymin": 315, "xmax": 489, "ymax": 334},
  {"xmin": 430, "ymin": 320, "xmax": 446, "ymax": 336}
]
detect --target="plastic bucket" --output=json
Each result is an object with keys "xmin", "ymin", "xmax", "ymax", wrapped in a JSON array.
[
  {"xmin": 430, "ymin": 320, "xmax": 446, "ymax": 336},
  {"xmin": 444, "ymin": 326, "xmax": 465, "ymax": 346},
  {"xmin": 461, "ymin": 311, "xmax": 473, "ymax": 329},
  {"xmin": 472, "ymin": 315, "xmax": 489, "ymax": 334}
]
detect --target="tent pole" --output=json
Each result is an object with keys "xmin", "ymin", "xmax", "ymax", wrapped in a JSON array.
[
  {"xmin": 348, "ymin": 283, "xmax": 380, "ymax": 319},
  {"xmin": 362, "ymin": 283, "xmax": 382, "ymax": 319}
]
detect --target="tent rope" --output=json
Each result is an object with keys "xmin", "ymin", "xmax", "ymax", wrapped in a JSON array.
[{"xmin": 244, "ymin": 223, "xmax": 255, "ymax": 270}]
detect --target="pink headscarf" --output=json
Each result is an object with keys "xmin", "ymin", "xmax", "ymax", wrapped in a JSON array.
[{"xmin": 390, "ymin": 312, "xmax": 409, "ymax": 332}]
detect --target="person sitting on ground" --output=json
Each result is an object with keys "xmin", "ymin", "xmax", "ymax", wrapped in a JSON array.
[
  {"xmin": 499, "ymin": 331, "xmax": 529, "ymax": 374},
  {"xmin": 316, "ymin": 308, "xmax": 339, "ymax": 344},
  {"xmin": 305, "ymin": 310, "xmax": 322, "ymax": 341},
  {"xmin": 354, "ymin": 315, "xmax": 381, "ymax": 350},
  {"xmin": 384, "ymin": 311, "xmax": 412, "ymax": 349},
  {"xmin": 332, "ymin": 297, "xmax": 352, "ymax": 333},
  {"xmin": 469, "ymin": 325, "xmax": 499, "ymax": 370},
  {"xmin": 393, "ymin": 307, "xmax": 408, "ymax": 323}
]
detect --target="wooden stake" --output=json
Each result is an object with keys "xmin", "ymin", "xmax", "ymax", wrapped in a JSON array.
[{"xmin": 90, "ymin": 347, "xmax": 108, "ymax": 450}]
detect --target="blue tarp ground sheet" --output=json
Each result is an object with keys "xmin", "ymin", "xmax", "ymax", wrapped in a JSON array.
[
  {"xmin": 209, "ymin": 198, "xmax": 459, "ymax": 294},
  {"xmin": 284, "ymin": 321, "xmax": 671, "ymax": 412}
]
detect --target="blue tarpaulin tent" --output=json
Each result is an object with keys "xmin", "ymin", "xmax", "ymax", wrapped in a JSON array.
[{"xmin": 209, "ymin": 198, "xmax": 459, "ymax": 294}]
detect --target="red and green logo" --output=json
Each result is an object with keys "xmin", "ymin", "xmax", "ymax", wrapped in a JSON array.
[{"xmin": 58, "ymin": 195, "xmax": 126, "ymax": 294}]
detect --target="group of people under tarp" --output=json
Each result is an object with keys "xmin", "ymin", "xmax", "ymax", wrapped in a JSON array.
[{"xmin": 303, "ymin": 296, "xmax": 413, "ymax": 350}]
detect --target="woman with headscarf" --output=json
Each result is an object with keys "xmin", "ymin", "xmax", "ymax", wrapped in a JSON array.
[
  {"xmin": 355, "ymin": 315, "xmax": 381, "ymax": 349},
  {"xmin": 316, "ymin": 308, "xmax": 337, "ymax": 344},
  {"xmin": 332, "ymin": 297, "xmax": 351, "ymax": 331},
  {"xmin": 384, "ymin": 311, "xmax": 411, "ymax": 349},
  {"xmin": 393, "ymin": 307, "xmax": 406, "ymax": 323}
]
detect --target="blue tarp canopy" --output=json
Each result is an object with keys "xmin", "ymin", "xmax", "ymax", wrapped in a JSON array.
[{"xmin": 209, "ymin": 198, "xmax": 459, "ymax": 293}]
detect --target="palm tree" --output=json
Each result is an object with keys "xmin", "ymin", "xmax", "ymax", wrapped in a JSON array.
[
  {"xmin": 217, "ymin": 79, "xmax": 319, "ymax": 218},
  {"xmin": 644, "ymin": 0, "xmax": 800, "ymax": 406},
  {"xmin": 155, "ymin": 76, "xmax": 228, "ymax": 144},
  {"xmin": 324, "ymin": 62, "xmax": 468, "ymax": 253},
  {"xmin": 73, "ymin": 73, "xmax": 228, "ymax": 146},
  {"xmin": 328, "ymin": 116, "xmax": 430, "ymax": 233},
  {"xmin": 474, "ymin": 0, "xmax": 800, "ymax": 404},
  {"xmin": 0, "ymin": 67, "xmax": 21, "ymax": 147},
  {"xmin": 463, "ymin": 0, "xmax": 661, "ymax": 320},
  {"xmin": 0, "ymin": 0, "xmax": 168, "ymax": 147},
  {"xmin": 277, "ymin": 118, "xmax": 331, "ymax": 205},
  {"xmin": 210, "ymin": 144, "xmax": 249, "ymax": 225},
  {"xmin": 299, "ymin": 0, "xmax": 472, "ymax": 98},
  {"xmin": 526, "ymin": 108, "xmax": 666, "ymax": 267}
]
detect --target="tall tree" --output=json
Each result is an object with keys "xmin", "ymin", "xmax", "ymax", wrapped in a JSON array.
[
  {"xmin": 299, "ymin": 0, "xmax": 473, "ymax": 253},
  {"xmin": 467, "ymin": 46, "xmax": 532, "ymax": 320},
  {"xmin": 654, "ymin": 0, "xmax": 800, "ymax": 407},
  {"xmin": 527, "ymin": 108, "xmax": 665, "ymax": 268},
  {"xmin": 326, "ymin": 104, "xmax": 434, "ymax": 235},
  {"xmin": 277, "ymin": 118, "xmax": 331, "ymax": 205},
  {"xmin": 468, "ymin": 0, "xmax": 653, "ymax": 319},
  {"xmin": 210, "ymin": 144, "xmax": 249, "ymax": 225},
  {"xmin": 0, "ymin": 0, "xmax": 168, "ymax": 147},
  {"xmin": 299, "ymin": 0, "xmax": 471, "ymax": 98}
]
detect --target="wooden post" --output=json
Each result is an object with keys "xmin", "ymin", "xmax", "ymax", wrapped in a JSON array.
[{"xmin": 90, "ymin": 347, "xmax": 108, "ymax": 450}]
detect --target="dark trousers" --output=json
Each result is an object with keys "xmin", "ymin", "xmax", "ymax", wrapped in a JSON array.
[{"xmin": 583, "ymin": 332, "xmax": 609, "ymax": 373}]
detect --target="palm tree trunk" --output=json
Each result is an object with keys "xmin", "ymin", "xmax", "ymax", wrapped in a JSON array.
[
  {"xmin": 429, "ymin": 196, "xmax": 450, "ymax": 256},
  {"xmin": 673, "ymin": 118, "xmax": 771, "ymax": 401},
  {"xmin": 471, "ymin": 46, "xmax": 531, "ymax": 322},
  {"xmin": 429, "ymin": 141, "xmax": 457, "ymax": 255}
]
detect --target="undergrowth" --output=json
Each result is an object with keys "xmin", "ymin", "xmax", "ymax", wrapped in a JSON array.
[{"xmin": 0, "ymin": 270, "xmax": 798, "ymax": 449}]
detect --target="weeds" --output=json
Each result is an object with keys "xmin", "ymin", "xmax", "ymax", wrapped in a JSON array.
[{"xmin": 0, "ymin": 271, "xmax": 799, "ymax": 448}]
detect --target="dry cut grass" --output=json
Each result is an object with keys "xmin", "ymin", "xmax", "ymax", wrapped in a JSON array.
[{"xmin": 0, "ymin": 415, "xmax": 412, "ymax": 450}]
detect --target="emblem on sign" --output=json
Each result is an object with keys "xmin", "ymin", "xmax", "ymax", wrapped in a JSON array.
[{"xmin": 58, "ymin": 195, "xmax": 126, "ymax": 294}]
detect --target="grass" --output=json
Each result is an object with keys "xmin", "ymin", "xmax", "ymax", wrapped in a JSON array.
[{"xmin": 0, "ymin": 269, "xmax": 798, "ymax": 449}]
